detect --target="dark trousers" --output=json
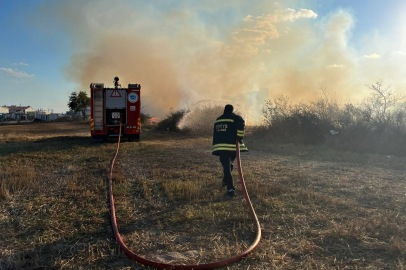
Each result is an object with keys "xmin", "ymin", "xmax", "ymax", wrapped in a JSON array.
[{"xmin": 220, "ymin": 153, "xmax": 236, "ymax": 190}]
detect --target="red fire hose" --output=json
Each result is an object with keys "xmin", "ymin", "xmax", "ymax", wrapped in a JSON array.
[{"xmin": 108, "ymin": 119, "xmax": 261, "ymax": 269}]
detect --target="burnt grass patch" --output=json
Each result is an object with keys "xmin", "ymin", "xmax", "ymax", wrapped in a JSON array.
[{"xmin": 1, "ymin": 122, "xmax": 406, "ymax": 269}]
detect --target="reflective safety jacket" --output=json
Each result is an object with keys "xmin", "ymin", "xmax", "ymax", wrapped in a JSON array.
[{"xmin": 212, "ymin": 112, "xmax": 248, "ymax": 156}]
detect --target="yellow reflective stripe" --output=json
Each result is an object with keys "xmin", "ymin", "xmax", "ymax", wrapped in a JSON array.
[
  {"xmin": 237, "ymin": 132, "xmax": 245, "ymax": 136},
  {"xmin": 212, "ymin": 147, "xmax": 248, "ymax": 151},
  {"xmin": 215, "ymin": 119, "xmax": 234, "ymax": 123},
  {"xmin": 213, "ymin": 143, "xmax": 236, "ymax": 147},
  {"xmin": 213, "ymin": 143, "xmax": 247, "ymax": 147},
  {"xmin": 213, "ymin": 146, "xmax": 235, "ymax": 150},
  {"xmin": 213, "ymin": 145, "xmax": 248, "ymax": 151},
  {"xmin": 213, "ymin": 147, "xmax": 236, "ymax": 151}
]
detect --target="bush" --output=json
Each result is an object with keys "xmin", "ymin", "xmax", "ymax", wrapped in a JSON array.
[
  {"xmin": 261, "ymin": 95, "xmax": 335, "ymax": 145},
  {"xmin": 257, "ymin": 81, "xmax": 406, "ymax": 155},
  {"xmin": 156, "ymin": 109, "xmax": 187, "ymax": 132},
  {"xmin": 269, "ymin": 111, "xmax": 333, "ymax": 145},
  {"xmin": 140, "ymin": 111, "xmax": 151, "ymax": 125}
]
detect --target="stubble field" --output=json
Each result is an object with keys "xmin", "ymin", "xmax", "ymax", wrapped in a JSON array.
[{"xmin": 1, "ymin": 122, "xmax": 405, "ymax": 269}]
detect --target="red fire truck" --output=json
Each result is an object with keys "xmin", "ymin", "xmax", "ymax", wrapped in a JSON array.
[{"xmin": 90, "ymin": 77, "xmax": 141, "ymax": 141}]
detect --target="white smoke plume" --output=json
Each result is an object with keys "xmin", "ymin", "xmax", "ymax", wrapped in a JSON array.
[
  {"xmin": 32, "ymin": 1, "xmax": 406, "ymax": 123},
  {"xmin": 178, "ymin": 100, "xmax": 247, "ymax": 133}
]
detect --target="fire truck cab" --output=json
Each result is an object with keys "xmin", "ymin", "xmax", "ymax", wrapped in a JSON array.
[{"xmin": 90, "ymin": 77, "xmax": 141, "ymax": 141}]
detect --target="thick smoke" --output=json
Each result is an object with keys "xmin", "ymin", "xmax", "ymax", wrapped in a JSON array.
[
  {"xmin": 34, "ymin": 1, "xmax": 406, "ymax": 122},
  {"xmin": 178, "ymin": 100, "xmax": 247, "ymax": 133}
]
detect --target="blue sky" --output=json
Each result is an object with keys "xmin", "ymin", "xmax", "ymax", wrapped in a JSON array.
[
  {"xmin": 0, "ymin": 0, "xmax": 75, "ymax": 111},
  {"xmin": 317, "ymin": 0, "xmax": 405, "ymax": 50},
  {"xmin": 0, "ymin": 0, "xmax": 405, "ymax": 115}
]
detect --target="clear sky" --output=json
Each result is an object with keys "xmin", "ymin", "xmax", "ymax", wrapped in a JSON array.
[{"xmin": 0, "ymin": 0, "xmax": 405, "ymax": 115}]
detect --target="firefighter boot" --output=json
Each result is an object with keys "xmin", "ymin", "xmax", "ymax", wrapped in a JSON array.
[{"xmin": 227, "ymin": 188, "xmax": 235, "ymax": 197}]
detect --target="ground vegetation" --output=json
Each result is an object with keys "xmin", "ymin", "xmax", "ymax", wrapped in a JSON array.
[{"xmin": 0, "ymin": 121, "xmax": 405, "ymax": 269}]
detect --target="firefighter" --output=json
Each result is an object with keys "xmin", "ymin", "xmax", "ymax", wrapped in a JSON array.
[{"xmin": 212, "ymin": 104, "xmax": 248, "ymax": 197}]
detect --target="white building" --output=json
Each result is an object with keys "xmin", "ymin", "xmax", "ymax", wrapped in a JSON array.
[
  {"xmin": 0, "ymin": 106, "xmax": 8, "ymax": 114},
  {"xmin": 48, "ymin": 113, "xmax": 65, "ymax": 121},
  {"xmin": 0, "ymin": 106, "xmax": 9, "ymax": 120},
  {"xmin": 35, "ymin": 110, "xmax": 50, "ymax": 121},
  {"xmin": 7, "ymin": 105, "xmax": 36, "ymax": 120}
]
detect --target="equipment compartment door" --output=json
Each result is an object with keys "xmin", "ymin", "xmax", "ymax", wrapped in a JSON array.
[
  {"xmin": 126, "ymin": 89, "xmax": 141, "ymax": 132},
  {"xmin": 105, "ymin": 90, "xmax": 126, "ymax": 109},
  {"xmin": 93, "ymin": 90, "xmax": 104, "ymax": 130}
]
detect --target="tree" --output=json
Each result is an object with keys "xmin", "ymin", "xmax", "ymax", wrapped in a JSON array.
[
  {"xmin": 365, "ymin": 79, "xmax": 404, "ymax": 123},
  {"xmin": 68, "ymin": 91, "xmax": 90, "ymax": 120}
]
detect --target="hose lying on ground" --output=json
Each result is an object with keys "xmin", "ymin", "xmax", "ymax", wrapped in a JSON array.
[{"xmin": 108, "ymin": 118, "xmax": 261, "ymax": 269}]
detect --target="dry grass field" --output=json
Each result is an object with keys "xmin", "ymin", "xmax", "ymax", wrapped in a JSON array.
[{"xmin": 1, "ymin": 122, "xmax": 406, "ymax": 269}]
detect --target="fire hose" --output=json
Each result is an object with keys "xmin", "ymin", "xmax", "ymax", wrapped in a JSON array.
[{"xmin": 108, "ymin": 119, "xmax": 261, "ymax": 269}]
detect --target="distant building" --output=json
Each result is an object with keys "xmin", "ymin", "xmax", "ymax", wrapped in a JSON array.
[
  {"xmin": 0, "ymin": 106, "xmax": 8, "ymax": 114},
  {"xmin": 33, "ymin": 110, "xmax": 68, "ymax": 121},
  {"xmin": 0, "ymin": 106, "xmax": 9, "ymax": 120},
  {"xmin": 35, "ymin": 110, "xmax": 50, "ymax": 121},
  {"xmin": 0, "ymin": 105, "xmax": 70, "ymax": 122},
  {"xmin": 48, "ymin": 113, "xmax": 65, "ymax": 121},
  {"xmin": 7, "ymin": 105, "xmax": 36, "ymax": 120}
]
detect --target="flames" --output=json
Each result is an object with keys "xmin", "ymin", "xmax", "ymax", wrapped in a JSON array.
[{"xmin": 150, "ymin": 117, "xmax": 160, "ymax": 123}]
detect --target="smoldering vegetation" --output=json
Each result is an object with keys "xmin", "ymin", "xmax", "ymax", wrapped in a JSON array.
[
  {"xmin": 155, "ymin": 109, "xmax": 188, "ymax": 132},
  {"xmin": 156, "ymin": 80, "xmax": 406, "ymax": 156},
  {"xmin": 178, "ymin": 100, "xmax": 246, "ymax": 135},
  {"xmin": 254, "ymin": 80, "xmax": 406, "ymax": 155},
  {"xmin": 154, "ymin": 100, "xmax": 246, "ymax": 134},
  {"xmin": 140, "ymin": 111, "xmax": 151, "ymax": 125}
]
